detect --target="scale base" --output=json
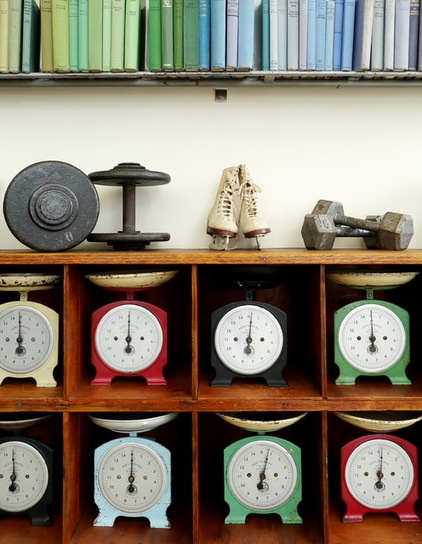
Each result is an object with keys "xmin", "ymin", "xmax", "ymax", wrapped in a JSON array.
[
  {"xmin": 335, "ymin": 364, "xmax": 412, "ymax": 386},
  {"xmin": 88, "ymin": 232, "xmax": 170, "ymax": 251}
]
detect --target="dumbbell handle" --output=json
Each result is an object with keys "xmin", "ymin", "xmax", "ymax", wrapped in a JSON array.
[
  {"xmin": 335, "ymin": 226, "xmax": 374, "ymax": 238},
  {"xmin": 334, "ymin": 214, "xmax": 380, "ymax": 232}
]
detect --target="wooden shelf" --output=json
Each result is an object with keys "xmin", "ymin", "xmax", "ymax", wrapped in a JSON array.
[{"xmin": 0, "ymin": 249, "xmax": 421, "ymax": 543}]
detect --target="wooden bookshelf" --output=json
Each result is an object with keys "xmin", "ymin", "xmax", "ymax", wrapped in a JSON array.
[{"xmin": 0, "ymin": 248, "xmax": 421, "ymax": 544}]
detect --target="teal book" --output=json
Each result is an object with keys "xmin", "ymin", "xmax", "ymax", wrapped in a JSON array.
[
  {"xmin": 173, "ymin": 0, "xmax": 184, "ymax": 69},
  {"xmin": 111, "ymin": 0, "xmax": 125, "ymax": 71},
  {"xmin": 261, "ymin": 0, "xmax": 270, "ymax": 69},
  {"xmin": 124, "ymin": 0, "xmax": 141, "ymax": 71},
  {"xmin": 161, "ymin": 0, "xmax": 174, "ymax": 69},
  {"xmin": 199, "ymin": 0, "xmax": 210, "ymax": 69},
  {"xmin": 211, "ymin": 0, "xmax": 226, "ymax": 70},
  {"xmin": 78, "ymin": 0, "xmax": 88, "ymax": 70},
  {"xmin": 88, "ymin": 0, "xmax": 103, "ymax": 71},
  {"xmin": 184, "ymin": 0, "xmax": 199, "ymax": 69},
  {"xmin": 277, "ymin": 0, "xmax": 287, "ymax": 70},
  {"xmin": 69, "ymin": 0, "xmax": 79, "ymax": 71},
  {"xmin": 22, "ymin": 0, "xmax": 41, "ymax": 73},
  {"xmin": 238, "ymin": 0, "xmax": 255, "ymax": 70},
  {"xmin": 52, "ymin": 0, "xmax": 70, "ymax": 71},
  {"xmin": 102, "ymin": 0, "xmax": 112, "ymax": 71},
  {"xmin": 148, "ymin": 0, "xmax": 162, "ymax": 70},
  {"xmin": 0, "ymin": 0, "xmax": 8, "ymax": 72},
  {"xmin": 8, "ymin": 0, "xmax": 23, "ymax": 73}
]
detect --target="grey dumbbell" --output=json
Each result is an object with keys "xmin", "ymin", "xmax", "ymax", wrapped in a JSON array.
[{"xmin": 301, "ymin": 200, "xmax": 413, "ymax": 251}]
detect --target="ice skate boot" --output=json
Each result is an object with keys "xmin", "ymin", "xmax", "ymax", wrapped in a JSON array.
[
  {"xmin": 207, "ymin": 166, "xmax": 241, "ymax": 250},
  {"xmin": 239, "ymin": 164, "xmax": 271, "ymax": 250}
]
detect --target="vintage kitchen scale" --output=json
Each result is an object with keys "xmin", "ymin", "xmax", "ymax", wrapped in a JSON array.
[
  {"xmin": 89, "ymin": 412, "xmax": 177, "ymax": 528},
  {"xmin": 86, "ymin": 269, "xmax": 178, "ymax": 386},
  {"xmin": 87, "ymin": 162, "xmax": 171, "ymax": 250},
  {"xmin": 218, "ymin": 412, "xmax": 305, "ymax": 524},
  {"xmin": 0, "ymin": 412, "xmax": 54, "ymax": 525},
  {"xmin": 0, "ymin": 273, "xmax": 61, "ymax": 387},
  {"xmin": 335, "ymin": 411, "xmax": 421, "ymax": 522},
  {"xmin": 209, "ymin": 266, "xmax": 288, "ymax": 387},
  {"xmin": 327, "ymin": 271, "xmax": 419, "ymax": 385}
]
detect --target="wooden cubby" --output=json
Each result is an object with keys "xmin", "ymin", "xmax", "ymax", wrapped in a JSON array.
[{"xmin": 0, "ymin": 248, "xmax": 422, "ymax": 544}]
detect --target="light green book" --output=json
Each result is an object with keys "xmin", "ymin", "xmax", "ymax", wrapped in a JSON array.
[
  {"xmin": 69, "ymin": 0, "xmax": 78, "ymax": 70},
  {"xmin": 40, "ymin": 0, "xmax": 53, "ymax": 71},
  {"xmin": 52, "ymin": 0, "xmax": 70, "ymax": 71},
  {"xmin": 78, "ymin": 0, "xmax": 88, "ymax": 70},
  {"xmin": 22, "ymin": 0, "xmax": 41, "ymax": 73},
  {"xmin": 148, "ymin": 0, "xmax": 162, "ymax": 70},
  {"xmin": 8, "ymin": 0, "xmax": 23, "ymax": 73},
  {"xmin": 102, "ymin": 0, "xmax": 111, "ymax": 71},
  {"xmin": 0, "ymin": 0, "xmax": 9, "ymax": 72},
  {"xmin": 161, "ymin": 0, "xmax": 173, "ymax": 69},
  {"xmin": 124, "ymin": 0, "xmax": 141, "ymax": 71},
  {"xmin": 88, "ymin": 0, "xmax": 102, "ymax": 71},
  {"xmin": 111, "ymin": 0, "xmax": 125, "ymax": 71}
]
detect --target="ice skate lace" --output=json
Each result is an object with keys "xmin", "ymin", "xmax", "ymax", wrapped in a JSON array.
[
  {"xmin": 240, "ymin": 180, "xmax": 262, "ymax": 218},
  {"xmin": 216, "ymin": 173, "xmax": 240, "ymax": 218}
]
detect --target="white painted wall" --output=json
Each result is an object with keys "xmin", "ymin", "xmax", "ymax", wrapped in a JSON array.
[{"xmin": 1, "ymin": 85, "xmax": 421, "ymax": 250}]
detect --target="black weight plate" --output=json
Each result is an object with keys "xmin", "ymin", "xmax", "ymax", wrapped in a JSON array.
[{"xmin": 3, "ymin": 161, "xmax": 99, "ymax": 252}]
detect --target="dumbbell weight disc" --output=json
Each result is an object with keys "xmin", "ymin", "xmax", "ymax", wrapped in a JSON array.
[{"xmin": 3, "ymin": 161, "xmax": 100, "ymax": 252}]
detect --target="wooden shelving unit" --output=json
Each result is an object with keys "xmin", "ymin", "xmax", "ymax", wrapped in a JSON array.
[{"xmin": 0, "ymin": 248, "xmax": 421, "ymax": 544}]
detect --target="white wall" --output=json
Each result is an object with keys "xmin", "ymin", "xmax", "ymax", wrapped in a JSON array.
[{"xmin": 1, "ymin": 85, "xmax": 421, "ymax": 250}]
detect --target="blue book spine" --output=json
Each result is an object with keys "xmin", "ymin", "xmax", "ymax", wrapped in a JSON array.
[
  {"xmin": 315, "ymin": 0, "xmax": 326, "ymax": 69},
  {"xmin": 211, "ymin": 0, "xmax": 226, "ymax": 69},
  {"xmin": 333, "ymin": 0, "xmax": 344, "ymax": 68},
  {"xmin": 341, "ymin": 0, "xmax": 355, "ymax": 69},
  {"xmin": 325, "ymin": 0, "xmax": 335, "ymax": 68},
  {"xmin": 238, "ymin": 0, "xmax": 255, "ymax": 69},
  {"xmin": 307, "ymin": 0, "xmax": 316, "ymax": 68},
  {"xmin": 262, "ymin": 0, "xmax": 270, "ymax": 68},
  {"xmin": 199, "ymin": 0, "xmax": 211, "ymax": 69}
]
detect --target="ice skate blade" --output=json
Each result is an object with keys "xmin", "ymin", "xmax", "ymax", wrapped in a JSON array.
[{"xmin": 209, "ymin": 235, "xmax": 238, "ymax": 251}]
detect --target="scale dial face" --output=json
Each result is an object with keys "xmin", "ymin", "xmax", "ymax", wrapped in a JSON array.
[
  {"xmin": 214, "ymin": 304, "xmax": 283, "ymax": 375},
  {"xmin": 95, "ymin": 303, "xmax": 164, "ymax": 373},
  {"xmin": 0, "ymin": 439, "xmax": 49, "ymax": 512},
  {"xmin": 96, "ymin": 440, "xmax": 168, "ymax": 514},
  {"xmin": 0, "ymin": 306, "xmax": 54, "ymax": 374},
  {"xmin": 227, "ymin": 439, "xmax": 298, "ymax": 510},
  {"xmin": 344, "ymin": 437, "xmax": 415, "ymax": 510},
  {"xmin": 338, "ymin": 303, "xmax": 406, "ymax": 373}
]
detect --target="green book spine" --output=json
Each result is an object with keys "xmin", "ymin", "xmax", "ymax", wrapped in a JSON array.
[
  {"xmin": 88, "ymin": 0, "xmax": 103, "ymax": 71},
  {"xmin": 8, "ymin": 0, "xmax": 23, "ymax": 73},
  {"xmin": 52, "ymin": 0, "xmax": 70, "ymax": 71},
  {"xmin": 124, "ymin": 0, "xmax": 141, "ymax": 71},
  {"xmin": 111, "ymin": 0, "xmax": 125, "ymax": 71},
  {"xmin": 161, "ymin": 0, "xmax": 174, "ymax": 69},
  {"xmin": 173, "ymin": 0, "xmax": 183, "ymax": 69},
  {"xmin": 40, "ymin": 0, "xmax": 53, "ymax": 71},
  {"xmin": 0, "ymin": 0, "xmax": 9, "ymax": 72},
  {"xmin": 78, "ymin": 0, "xmax": 88, "ymax": 70},
  {"xmin": 69, "ymin": 0, "xmax": 79, "ymax": 70},
  {"xmin": 148, "ymin": 0, "xmax": 162, "ymax": 70},
  {"xmin": 22, "ymin": 0, "xmax": 41, "ymax": 73},
  {"xmin": 184, "ymin": 0, "xmax": 199, "ymax": 70},
  {"xmin": 102, "ymin": 0, "xmax": 112, "ymax": 70}
]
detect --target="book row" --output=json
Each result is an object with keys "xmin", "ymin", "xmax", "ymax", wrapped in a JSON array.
[{"xmin": 0, "ymin": 0, "xmax": 421, "ymax": 74}]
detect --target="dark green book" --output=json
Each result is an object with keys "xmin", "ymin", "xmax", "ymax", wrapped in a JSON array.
[
  {"xmin": 22, "ymin": 0, "xmax": 40, "ymax": 73},
  {"xmin": 148, "ymin": 0, "xmax": 162, "ymax": 70},
  {"xmin": 173, "ymin": 0, "xmax": 184, "ymax": 69},
  {"xmin": 184, "ymin": 0, "xmax": 199, "ymax": 70}
]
